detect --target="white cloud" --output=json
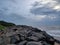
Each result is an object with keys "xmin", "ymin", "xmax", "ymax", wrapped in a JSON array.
[
  {"xmin": 52, "ymin": 5, "xmax": 60, "ymax": 11},
  {"xmin": 23, "ymin": 14, "xmax": 47, "ymax": 21},
  {"xmin": 48, "ymin": 15, "xmax": 57, "ymax": 20}
]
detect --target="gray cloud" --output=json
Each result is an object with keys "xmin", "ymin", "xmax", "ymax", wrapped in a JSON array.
[
  {"xmin": 30, "ymin": 0, "xmax": 60, "ymax": 15},
  {"xmin": 29, "ymin": 0, "xmax": 60, "ymax": 26},
  {"xmin": 54, "ymin": 0, "xmax": 60, "ymax": 4},
  {"xmin": 30, "ymin": 7, "xmax": 60, "ymax": 15},
  {"xmin": 0, "ymin": 0, "xmax": 60, "ymax": 27},
  {"xmin": 30, "ymin": 0, "xmax": 60, "ymax": 21}
]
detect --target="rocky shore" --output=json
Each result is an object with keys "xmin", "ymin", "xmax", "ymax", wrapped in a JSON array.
[{"xmin": 0, "ymin": 25, "xmax": 60, "ymax": 45}]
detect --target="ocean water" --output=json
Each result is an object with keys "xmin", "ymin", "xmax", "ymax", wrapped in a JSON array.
[{"xmin": 45, "ymin": 30, "xmax": 60, "ymax": 37}]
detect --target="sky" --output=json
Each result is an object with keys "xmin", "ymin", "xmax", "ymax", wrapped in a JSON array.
[{"xmin": 0, "ymin": 0, "xmax": 60, "ymax": 27}]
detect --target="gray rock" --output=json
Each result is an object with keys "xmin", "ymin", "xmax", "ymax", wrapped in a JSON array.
[
  {"xmin": 27, "ymin": 36, "xmax": 39, "ymax": 41},
  {"xmin": 0, "ymin": 25, "xmax": 56, "ymax": 45},
  {"xmin": 7, "ymin": 44, "xmax": 16, "ymax": 45},
  {"xmin": 10, "ymin": 34, "xmax": 20, "ymax": 44},
  {"xmin": 0, "ymin": 36, "xmax": 6, "ymax": 45},
  {"xmin": 26, "ymin": 41, "xmax": 42, "ymax": 45},
  {"xmin": 18, "ymin": 41, "xmax": 27, "ymax": 45},
  {"xmin": 31, "ymin": 32, "xmax": 45, "ymax": 39}
]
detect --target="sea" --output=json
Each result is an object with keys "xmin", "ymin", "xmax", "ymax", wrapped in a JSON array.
[{"xmin": 46, "ymin": 30, "xmax": 60, "ymax": 37}]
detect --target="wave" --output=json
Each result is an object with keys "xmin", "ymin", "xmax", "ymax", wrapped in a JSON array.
[{"xmin": 45, "ymin": 30, "xmax": 60, "ymax": 37}]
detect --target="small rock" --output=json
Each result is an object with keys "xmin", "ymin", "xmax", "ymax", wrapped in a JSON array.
[
  {"xmin": 27, "ymin": 36, "xmax": 39, "ymax": 41},
  {"xmin": 26, "ymin": 41, "xmax": 42, "ymax": 45}
]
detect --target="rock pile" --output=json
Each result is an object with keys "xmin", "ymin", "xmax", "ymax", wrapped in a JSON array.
[{"xmin": 0, "ymin": 25, "xmax": 60, "ymax": 45}]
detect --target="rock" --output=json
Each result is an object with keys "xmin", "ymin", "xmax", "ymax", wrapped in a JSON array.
[
  {"xmin": 0, "ymin": 25, "xmax": 59, "ymax": 45},
  {"xmin": 0, "ymin": 36, "xmax": 7, "ymax": 45},
  {"xmin": 7, "ymin": 44, "xmax": 16, "ymax": 45},
  {"xmin": 26, "ymin": 41, "xmax": 42, "ymax": 45},
  {"xmin": 18, "ymin": 41, "xmax": 27, "ymax": 45},
  {"xmin": 10, "ymin": 34, "xmax": 21, "ymax": 44},
  {"xmin": 41, "ymin": 41, "xmax": 51, "ymax": 45},
  {"xmin": 27, "ymin": 36, "xmax": 39, "ymax": 41},
  {"xmin": 30, "ymin": 32, "xmax": 45, "ymax": 39},
  {"xmin": 0, "ymin": 30, "xmax": 4, "ymax": 35}
]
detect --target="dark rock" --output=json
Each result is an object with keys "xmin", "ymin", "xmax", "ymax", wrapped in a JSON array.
[
  {"xmin": 13, "ymin": 29, "xmax": 17, "ymax": 32},
  {"xmin": 18, "ymin": 41, "xmax": 27, "ymax": 45},
  {"xmin": 32, "ymin": 28, "xmax": 42, "ymax": 33},
  {"xmin": 10, "ymin": 34, "xmax": 21, "ymax": 44}
]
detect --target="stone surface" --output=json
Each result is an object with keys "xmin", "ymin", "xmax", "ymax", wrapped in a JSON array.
[
  {"xmin": 0, "ymin": 25, "xmax": 60, "ymax": 45},
  {"xmin": 26, "ymin": 41, "xmax": 42, "ymax": 45}
]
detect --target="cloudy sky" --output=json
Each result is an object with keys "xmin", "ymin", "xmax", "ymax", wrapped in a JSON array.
[{"xmin": 0, "ymin": 0, "xmax": 60, "ymax": 27}]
